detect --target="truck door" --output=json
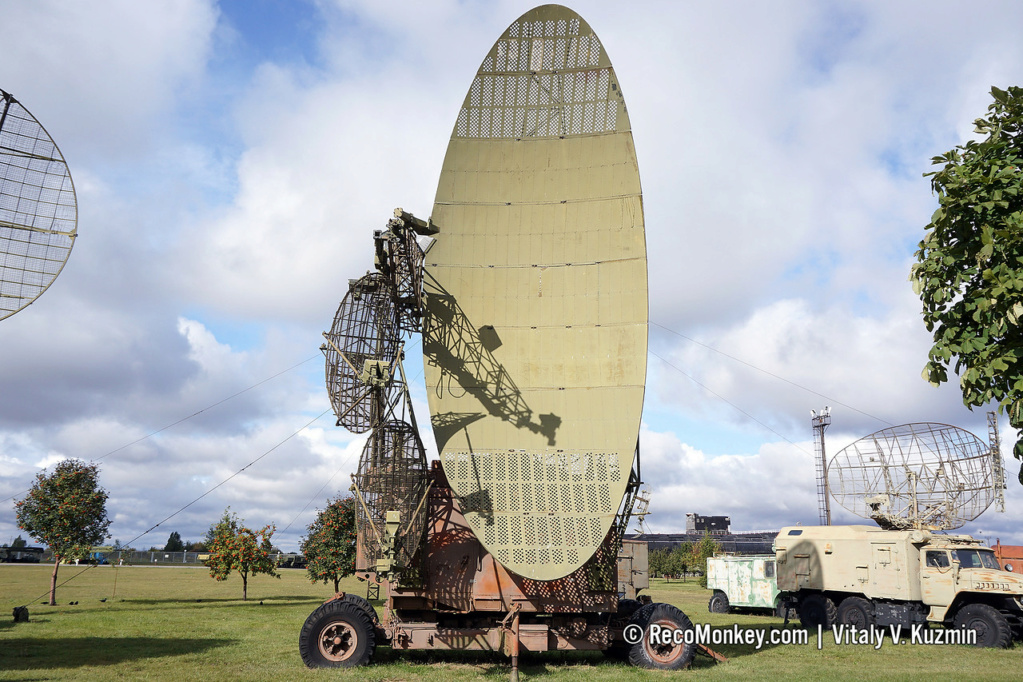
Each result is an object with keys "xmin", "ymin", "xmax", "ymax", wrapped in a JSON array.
[
  {"xmin": 870, "ymin": 543, "xmax": 904, "ymax": 598},
  {"xmin": 920, "ymin": 549, "xmax": 956, "ymax": 607}
]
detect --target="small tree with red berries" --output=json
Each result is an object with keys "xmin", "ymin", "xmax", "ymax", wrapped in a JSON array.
[
  {"xmin": 15, "ymin": 459, "xmax": 111, "ymax": 606},
  {"xmin": 301, "ymin": 495, "xmax": 357, "ymax": 593},
  {"xmin": 203, "ymin": 508, "xmax": 279, "ymax": 600}
]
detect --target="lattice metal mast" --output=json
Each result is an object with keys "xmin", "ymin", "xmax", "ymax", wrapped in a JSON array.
[
  {"xmin": 811, "ymin": 406, "xmax": 832, "ymax": 525},
  {"xmin": 988, "ymin": 411, "xmax": 1006, "ymax": 514}
]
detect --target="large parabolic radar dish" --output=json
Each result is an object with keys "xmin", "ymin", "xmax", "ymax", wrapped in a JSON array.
[
  {"xmin": 423, "ymin": 5, "xmax": 647, "ymax": 581},
  {"xmin": 0, "ymin": 89, "xmax": 77, "ymax": 320}
]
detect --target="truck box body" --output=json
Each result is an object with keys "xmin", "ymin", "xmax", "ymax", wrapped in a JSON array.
[
  {"xmin": 706, "ymin": 555, "xmax": 779, "ymax": 610},
  {"xmin": 775, "ymin": 525, "xmax": 930, "ymax": 602}
]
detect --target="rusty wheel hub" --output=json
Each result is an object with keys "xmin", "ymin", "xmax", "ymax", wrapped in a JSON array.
[
  {"xmin": 317, "ymin": 621, "xmax": 358, "ymax": 662},
  {"xmin": 644, "ymin": 617, "xmax": 685, "ymax": 665}
]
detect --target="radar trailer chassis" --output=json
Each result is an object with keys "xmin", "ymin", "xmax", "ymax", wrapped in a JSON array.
[
  {"xmin": 299, "ymin": 460, "xmax": 698, "ymax": 672},
  {"xmin": 299, "ymin": 5, "xmax": 700, "ymax": 675}
]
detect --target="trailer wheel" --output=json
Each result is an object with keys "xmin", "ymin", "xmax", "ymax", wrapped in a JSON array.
[
  {"xmin": 299, "ymin": 600, "xmax": 376, "ymax": 668},
  {"xmin": 341, "ymin": 592, "xmax": 378, "ymax": 623},
  {"xmin": 708, "ymin": 591, "xmax": 730, "ymax": 614},
  {"xmin": 798, "ymin": 593, "xmax": 837, "ymax": 629},
  {"xmin": 627, "ymin": 602, "xmax": 697, "ymax": 670},
  {"xmin": 953, "ymin": 603, "xmax": 1013, "ymax": 648},
  {"xmin": 836, "ymin": 597, "xmax": 875, "ymax": 628}
]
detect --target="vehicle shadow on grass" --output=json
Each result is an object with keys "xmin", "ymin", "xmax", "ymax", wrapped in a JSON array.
[
  {"xmin": 375, "ymin": 647, "xmax": 704, "ymax": 676},
  {"xmin": 120, "ymin": 595, "xmax": 322, "ymax": 607},
  {"xmin": 0, "ymin": 636, "xmax": 235, "ymax": 670}
]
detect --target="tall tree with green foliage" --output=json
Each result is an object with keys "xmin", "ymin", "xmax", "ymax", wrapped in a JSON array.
[
  {"xmin": 164, "ymin": 531, "xmax": 184, "ymax": 552},
  {"xmin": 301, "ymin": 495, "xmax": 358, "ymax": 592},
  {"xmin": 912, "ymin": 85, "xmax": 1023, "ymax": 484},
  {"xmin": 692, "ymin": 532, "xmax": 721, "ymax": 588},
  {"xmin": 203, "ymin": 508, "xmax": 279, "ymax": 600},
  {"xmin": 14, "ymin": 459, "xmax": 111, "ymax": 605}
]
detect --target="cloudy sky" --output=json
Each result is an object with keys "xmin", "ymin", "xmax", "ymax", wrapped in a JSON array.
[{"xmin": 3, "ymin": 0, "xmax": 1023, "ymax": 553}]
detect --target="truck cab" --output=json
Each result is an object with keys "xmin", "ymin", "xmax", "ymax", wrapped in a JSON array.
[{"xmin": 774, "ymin": 525, "xmax": 1023, "ymax": 647}]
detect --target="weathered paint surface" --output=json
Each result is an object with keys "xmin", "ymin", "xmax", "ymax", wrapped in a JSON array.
[
  {"xmin": 424, "ymin": 4, "xmax": 647, "ymax": 581},
  {"xmin": 707, "ymin": 555, "xmax": 780, "ymax": 610}
]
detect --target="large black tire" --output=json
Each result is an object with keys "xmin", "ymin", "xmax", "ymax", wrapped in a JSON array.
[
  {"xmin": 605, "ymin": 599, "xmax": 644, "ymax": 660},
  {"xmin": 836, "ymin": 596, "xmax": 875, "ymax": 628},
  {"xmin": 798, "ymin": 593, "xmax": 837, "ymax": 629},
  {"xmin": 953, "ymin": 603, "xmax": 1013, "ymax": 648},
  {"xmin": 708, "ymin": 591, "xmax": 730, "ymax": 614},
  {"xmin": 627, "ymin": 602, "xmax": 697, "ymax": 671},
  {"xmin": 299, "ymin": 600, "xmax": 376, "ymax": 668},
  {"xmin": 340, "ymin": 592, "xmax": 378, "ymax": 623}
]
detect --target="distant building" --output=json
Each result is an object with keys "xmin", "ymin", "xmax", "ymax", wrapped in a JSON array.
[
  {"xmin": 627, "ymin": 531, "xmax": 778, "ymax": 555},
  {"xmin": 685, "ymin": 513, "xmax": 730, "ymax": 535}
]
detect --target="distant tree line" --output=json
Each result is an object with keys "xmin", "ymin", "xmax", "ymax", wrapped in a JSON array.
[{"xmin": 647, "ymin": 532, "xmax": 721, "ymax": 587}]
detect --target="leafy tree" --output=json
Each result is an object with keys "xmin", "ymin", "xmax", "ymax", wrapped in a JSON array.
[
  {"xmin": 301, "ymin": 495, "xmax": 358, "ymax": 592},
  {"xmin": 11, "ymin": 536, "xmax": 27, "ymax": 549},
  {"xmin": 912, "ymin": 85, "xmax": 1023, "ymax": 484},
  {"xmin": 668, "ymin": 542, "xmax": 693, "ymax": 582},
  {"xmin": 203, "ymin": 508, "xmax": 279, "ymax": 600},
  {"xmin": 692, "ymin": 532, "xmax": 721, "ymax": 587},
  {"xmin": 164, "ymin": 531, "xmax": 184, "ymax": 552},
  {"xmin": 648, "ymin": 548, "xmax": 670, "ymax": 578},
  {"xmin": 14, "ymin": 459, "xmax": 111, "ymax": 605}
]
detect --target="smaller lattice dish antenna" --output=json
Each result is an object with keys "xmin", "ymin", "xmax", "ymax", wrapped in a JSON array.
[
  {"xmin": 827, "ymin": 422, "xmax": 1003, "ymax": 531},
  {"xmin": 1, "ymin": 89, "xmax": 77, "ymax": 320}
]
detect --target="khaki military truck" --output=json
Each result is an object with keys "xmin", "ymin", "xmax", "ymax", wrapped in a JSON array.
[{"xmin": 774, "ymin": 525, "xmax": 1023, "ymax": 647}]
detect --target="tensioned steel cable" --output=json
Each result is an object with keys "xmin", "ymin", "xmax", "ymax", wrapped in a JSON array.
[
  {"xmin": 649, "ymin": 350, "xmax": 813, "ymax": 457},
  {"xmin": 15, "ymin": 407, "xmax": 333, "ymax": 607},
  {"xmin": 1, "ymin": 354, "xmax": 321, "ymax": 505}
]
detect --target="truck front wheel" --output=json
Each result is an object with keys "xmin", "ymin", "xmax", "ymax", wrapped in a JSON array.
[
  {"xmin": 708, "ymin": 591, "xmax": 730, "ymax": 614},
  {"xmin": 798, "ymin": 593, "xmax": 837, "ymax": 629},
  {"xmin": 953, "ymin": 603, "xmax": 1013, "ymax": 648}
]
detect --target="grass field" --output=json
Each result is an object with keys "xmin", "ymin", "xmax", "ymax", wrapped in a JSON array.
[{"xmin": 1, "ymin": 565, "xmax": 1021, "ymax": 680}]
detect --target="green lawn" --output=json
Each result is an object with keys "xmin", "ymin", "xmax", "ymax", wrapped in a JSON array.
[{"xmin": 1, "ymin": 567, "xmax": 1020, "ymax": 680}]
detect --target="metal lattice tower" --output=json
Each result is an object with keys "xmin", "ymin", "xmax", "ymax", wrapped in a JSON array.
[
  {"xmin": 988, "ymin": 411, "xmax": 1006, "ymax": 514},
  {"xmin": 811, "ymin": 407, "xmax": 832, "ymax": 525}
]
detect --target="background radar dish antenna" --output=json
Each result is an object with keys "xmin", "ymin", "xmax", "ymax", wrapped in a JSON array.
[
  {"xmin": 1, "ymin": 89, "xmax": 77, "ymax": 320},
  {"xmin": 322, "ymin": 272, "xmax": 402, "ymax": 432},
  {"xmin": 828, "ymin": 422, "xmax": 999, "ymax": 530}
]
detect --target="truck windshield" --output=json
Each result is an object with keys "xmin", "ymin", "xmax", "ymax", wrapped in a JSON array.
[{"xmin": 953, "ymin": 549, "xmax": 1001, "ymax": 569}]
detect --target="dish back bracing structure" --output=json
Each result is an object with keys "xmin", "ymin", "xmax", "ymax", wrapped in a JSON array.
[
  {"xmin": 827, "ymin": 422, "xmax": 1004, "ymax": 531},
  {"xmin": 423, "ymin": 3, "xmax": 647, "ymax": 581},
  {"xmin": 0, "ymin": 89, "xmax": 77, "ymax": 320}
]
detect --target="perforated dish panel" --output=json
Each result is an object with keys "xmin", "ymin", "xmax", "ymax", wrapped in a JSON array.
[
  {"xmin": 0, "ymin": 90, "xmax": 77, "ymax": 321},
  {"xmin": 828, "ymin": 422, "xmax": 996, "ymax": 530},
  {"xmin": 424, "ymin": 5, "xmax": 647, "ymax": 581}
]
